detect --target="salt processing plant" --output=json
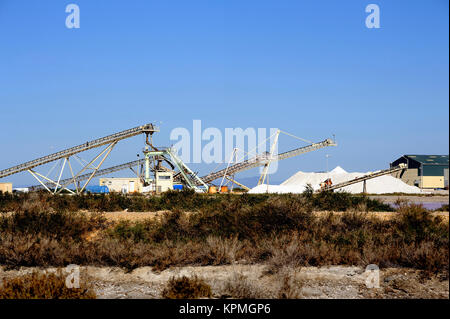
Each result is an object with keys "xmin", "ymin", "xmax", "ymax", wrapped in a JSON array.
[{"xmin": 0, "ymin": 123, "xmax": 448, "ymax": 195}]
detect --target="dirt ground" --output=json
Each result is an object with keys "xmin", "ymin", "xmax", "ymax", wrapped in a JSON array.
[
  {"xmin": 95, "ymin": 210, "xmax": 168, "ymax": 222},
  {"xmin": 0, "ymin": 265, "xmax": 447, "ymax": 299}
]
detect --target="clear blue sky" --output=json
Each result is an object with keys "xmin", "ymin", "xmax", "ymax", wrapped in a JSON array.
[{"xmin": 0, "ymin": 0, "xmax": 448, "ymax": 187}]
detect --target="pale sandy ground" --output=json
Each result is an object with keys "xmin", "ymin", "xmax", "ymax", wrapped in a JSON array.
[
  {"xmin": 0, "ymin": 265, "xmax": 447, "ymax": 299},
  {"xmin": 95, "ymin": 210, "xmax": 168, "ymax": 222}
]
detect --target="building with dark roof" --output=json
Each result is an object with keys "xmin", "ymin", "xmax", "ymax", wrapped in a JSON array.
[{"xmin": 390, "ymin": 155, "xmax": 449, "ymax": 189}]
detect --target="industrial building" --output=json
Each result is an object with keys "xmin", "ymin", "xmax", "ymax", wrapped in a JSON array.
[
  {"xmin": 99, "ymin": 178, "xmax": 142, "ymax": 194},
  {"xmin": 0, "ymin": 182, "xmax": 12, "ymax": 193},
  {"xmin": 154, "ymin": 171, "xmax": 174, "ymax": 192},
  {"xmin": 390, "ymin": 155, "xmax": 449, "ymax": 189},
  {"xmin": 99, "ymin": 171, "xmax": 174, "ymax": 194}
]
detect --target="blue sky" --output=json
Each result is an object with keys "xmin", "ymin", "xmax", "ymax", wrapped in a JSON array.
[{"xmin": 0, "ymin": 0, "xmax": 448, "ymax": 187}]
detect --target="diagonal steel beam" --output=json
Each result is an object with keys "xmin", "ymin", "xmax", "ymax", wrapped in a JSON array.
[
  {"xmin": 54, "ymin": 158, "xmax": 67, "ymax": 194},
  {"xmin": 78, "ymin": 142, "xmax": 117, "ymax": 194},
  {"xmin": 28, "ymin": 169, "xmax": 75, "ymax": 194},
  {"xmin": 56, "ymin": 142, "xmax": 117, "ymax": 194}
]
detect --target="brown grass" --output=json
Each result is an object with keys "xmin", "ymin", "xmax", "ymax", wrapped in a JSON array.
[
  {"xmin": 221, "ymin": 273, "xmax": 270, "ymax": 299},
  {"xmin": 0, "ymin": 196, "xmax": 447, "ymax": 277},
  {"xmin": 0, "ymin": 270, "xmax": 96, "ymax": 299},
  {"xmin": 161, "ymin": 275, "xmax": 212, "ymax": 299}
]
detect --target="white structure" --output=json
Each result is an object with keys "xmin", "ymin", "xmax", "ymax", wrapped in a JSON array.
[
  {"xmin": 99, "ymin": 177, "xmax": 142, "ymax": 193},
  {"xmin": 155, "ymin": 171, "xmax": 173, "ymax": 193},
  {"xmin": 249, "ymin": 166, "xmax": 423, "ymax": 194}
]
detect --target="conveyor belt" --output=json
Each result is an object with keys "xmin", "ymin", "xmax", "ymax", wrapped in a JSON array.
[
  {"xmin": 318, "ymin": 164, "xmax": 407, "ymax": 192},
  {"xmin": 0, "ymin": 124, "xmax": 158, "ymax": 179},
  {"xmin": 201, "ymin": 138, "xmax": 336, "ymax": 184},
  {"xmin": 29, "ymin": 158, "xmax": 173, "ymax": 191},
  {"xmin": 29, "ymin": 137, "xmax": 336, "ymax": 191}
]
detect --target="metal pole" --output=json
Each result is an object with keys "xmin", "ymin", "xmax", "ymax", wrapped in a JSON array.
[
  {"xmin": 145, "ymin": 152, "xmax": 150, "ymax": 183},
  {"xmin": 54, "ymin": 158, "xmax": 67, "ymax": 194},
  {"xmin": 258, "ymin": 130, "xmax": 280, "ymax": 186},
  {"xmin": 66, "ymin": 158, "xmax": 79, "ymax": 193}
]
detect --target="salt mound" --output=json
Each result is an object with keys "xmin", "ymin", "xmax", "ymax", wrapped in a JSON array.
[
  {"xmin": 330, "ymin": 166, "xmax": 347, "ymax": 174},
  {"xmin": 249, "ymin": 166, "xmax": 422, "ymax": 194},
  {"xmin": 248, "ymin": 184, "xmax": 310, "ymax": 194}
]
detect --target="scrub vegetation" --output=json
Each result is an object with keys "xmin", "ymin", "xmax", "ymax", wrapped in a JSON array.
[
  {"xmin": 0, "ymin": 189, "xmax": 393, "ymax": 213},
  {"xmin": 0, "ymin": 270, "xmax": 96, "ymax": 299},
  {"xmin": 0, "ymin": 190, "xmax": 447, "ymax": 280}
]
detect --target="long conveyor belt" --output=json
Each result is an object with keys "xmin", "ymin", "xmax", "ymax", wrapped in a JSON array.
[
  {"xmin": 318, "ymin": 164, "xmax": 407, "ymax": 192},
  {"xmin": 200, "ymin": 138, "xmax": 336, "ymax": 184},
  {"xmin": 0, "ymin": 124, "xmax": 158, "ymax": 179},
  {"xmin": 30, "ymin": 138, "xmax": 336, "ymax": 190}
]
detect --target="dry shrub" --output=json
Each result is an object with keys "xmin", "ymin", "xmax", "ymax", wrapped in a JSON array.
[
  {"xmin": 0, "ymin": 210, "xmax": 107, "ymax": 241},
  {"xmin": 0, "ymin": 234, "xmax": 72, "ymax": 269},
  {"xmin": 19, "ymin": 193, "xmax": 52, "ymax": 213},
  {"xmin": 222, "ymin": 273, "xmax": 270, "ymax": 299},
  {"xmin": 161, "ymin": 275, "xmax": 212, "ymax": 299},
  {"xmin": 0, "ymin": 194, "xmax": 447, "ymax": 276},
  {"xmin": 1, "ymin": 189, "xmax": 392, "ymax": 214},
  {"xmin": 205, "ymin": 236, "xmax": 242, "ymax": 265},
  {"xmin": 0, "ymin": 270, "xmax": 96, "ymax": 299},
  {"xmin": 395, "ymin": 203, "xmax": 447, "ymax": 242},
  {"xmin": 265, "ymin": 234, "xmax": 305, "ymax": 274},
  {"xmin": 275, "ymin": 267, "xmax": 303, "ymax": 299}
]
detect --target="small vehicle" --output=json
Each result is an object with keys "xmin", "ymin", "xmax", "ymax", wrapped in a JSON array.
[{"xmin": 320, "ymin": 178, "xmax": 332, "ymax": 190}]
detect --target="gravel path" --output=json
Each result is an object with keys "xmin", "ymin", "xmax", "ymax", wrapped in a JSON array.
[{"xmin": 1, "ymin": 265, "xmax": 447, "ymax": 299}]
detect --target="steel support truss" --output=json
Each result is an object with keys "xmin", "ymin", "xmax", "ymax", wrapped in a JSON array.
[{"xmin": 27, "ymin": 142, "xmax": 117, "ymax": 195}]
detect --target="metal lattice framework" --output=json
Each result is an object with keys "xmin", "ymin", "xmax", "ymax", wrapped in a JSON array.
[
  {"xmin": 28, "ymin": 133, "xmax": 336, "ymax": 192},
  {"xmin": 200, "ymin": 137, "xmax": 337, "ymax": 185},
  {"xmin": 1, "ymin": 123, "xmax": 159, "ymax": 194}
]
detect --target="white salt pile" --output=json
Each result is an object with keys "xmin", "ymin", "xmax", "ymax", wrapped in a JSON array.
[{"xmin": 249, "ymin": 166, "xmax": 422, "ymax": 194}]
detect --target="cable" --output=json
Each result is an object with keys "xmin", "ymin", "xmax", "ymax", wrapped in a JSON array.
[{"xmin": 279, "ymin": 130, "xmax": 313, "ymax": 144}]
